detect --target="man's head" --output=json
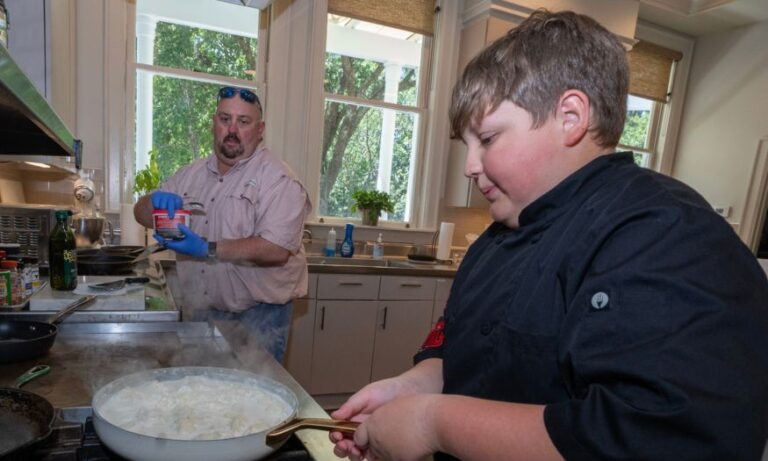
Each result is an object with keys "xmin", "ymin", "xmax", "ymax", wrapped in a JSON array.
[
  {"xmin": 212, "ymin": 87, "xmax": 265, "ymax": 170},
  {"xmin": 449, "ymin": 9, "xmax": 628, "ymax": 148}
]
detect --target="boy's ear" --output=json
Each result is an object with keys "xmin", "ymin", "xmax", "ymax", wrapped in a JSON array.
[{"xmin": 558, "ymin": 90, "xmax": 590, "ymax": 147}]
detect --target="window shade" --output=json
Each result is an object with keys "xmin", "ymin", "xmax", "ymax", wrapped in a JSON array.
[
  {"xmin": 328, "ymin": 0, "xmax": 436, "ymax": 36},
  {"xmin": 628, "ymin": 40, "xmax": 683, "ymax": 103}
]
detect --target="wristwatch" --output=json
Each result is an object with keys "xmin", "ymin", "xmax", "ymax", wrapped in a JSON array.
[{"xmin": 207, "ymin": 241, "xmax": 217, "ymax": 260}]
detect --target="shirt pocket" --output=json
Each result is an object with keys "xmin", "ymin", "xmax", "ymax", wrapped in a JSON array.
[{"xmin": 220, "ymin": 186, "xmax": 259, "ymax": 239}]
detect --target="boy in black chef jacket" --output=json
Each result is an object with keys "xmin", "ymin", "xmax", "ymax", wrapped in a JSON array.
[{"xmin": 330, "ymin": 8, "xmax": 768, "ymax": 461}]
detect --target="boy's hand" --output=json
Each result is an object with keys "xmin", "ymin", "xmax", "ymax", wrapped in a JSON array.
[
  {"xmin": 155, "ymin": 224, "xmax": 208, "ymax": 258},
  {"xmin": 151, "ymin": 191, "xmax": 183, "ymax": 218}
]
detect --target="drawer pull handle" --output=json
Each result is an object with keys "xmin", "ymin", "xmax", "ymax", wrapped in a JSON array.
[
  {"xmin": 320, "ymin": 306, "xmax": 326, "ymax": 330},
  {"xmin": 381, "ymin": 306, "xmax": 388, "ymax": 330},
  {"xmin": 339, "ymin": 282, "xmax": 364, "ymax": 286},
  {"xmin": 400, "ymin": 283, "xmax": 422, "ymax": 287}
]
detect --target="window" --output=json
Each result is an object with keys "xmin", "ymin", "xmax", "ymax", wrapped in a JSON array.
[
  {"xmin": 620, "ymin": 39, "xmax": 683, "ymax": 169},
  {"xmin": 133, "ymin": 0, "xmax": 265, "ymax": 184},
  {"xmin": 319, "ymin": 14, "xmax": 431, "ymax": 224}
]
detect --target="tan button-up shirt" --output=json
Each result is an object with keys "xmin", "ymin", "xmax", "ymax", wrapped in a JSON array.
[{"xmin": 161, "ymin": 144, "xmax": 310, "ymax": 312}]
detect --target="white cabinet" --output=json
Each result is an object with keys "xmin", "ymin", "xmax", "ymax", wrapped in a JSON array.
[
  {"xmin": 310, "ymin": 300, "xmax": 378, "ymax": 394},
  {"xmin": 296, "ymin": 273, "xmax": 453, "ymax": 397},
  {"xmin": 443, "ymin": 16, "xmax": 518, "ymax": 207},
  {"xmin": 285, "ymin": 274, "xmax": 317, "ymax": 389},
  {"xmin": 433, "ymin": 278, "xmax": 453, "ymax": 324},
  {"xmin": 309, "ymin": 274, "xmax": 380, "ymax": 395},
  {"xmin": 370, "ymin": 276, "xmax": 436, "ymax": 381}
]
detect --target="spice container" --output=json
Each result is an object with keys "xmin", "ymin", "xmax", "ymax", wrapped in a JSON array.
[
  {"xmin": 0, "ymin": 260, "xmax": 23, "ymax": 305},
  {"xmin": 153, "ymin": 209, "xmax": 190, "ymax": 240}
]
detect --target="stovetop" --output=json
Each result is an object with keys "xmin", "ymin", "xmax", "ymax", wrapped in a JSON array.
[{"xmin": 13, "ymin": 407, "xmax": 313, "ymax": 461}]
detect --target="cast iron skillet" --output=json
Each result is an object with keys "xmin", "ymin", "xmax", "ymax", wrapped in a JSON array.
[
  {"xmin": 0, "ymin": 366, "xmax": 55, "ymax": 459},
  {"xmin": 0, "ymin": 296, "xmax": 96, "ymax": 364}
]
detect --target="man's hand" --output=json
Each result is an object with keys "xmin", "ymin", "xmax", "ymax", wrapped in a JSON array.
[
  {"xmin": 151, "ymin": 191, "xmax": 183, "ymax": 218},
  {"xmin": 154, "ymin": 224, "xmax": 207, "ymax": 258}
]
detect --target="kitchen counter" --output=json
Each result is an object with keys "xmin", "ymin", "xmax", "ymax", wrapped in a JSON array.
[
  {"xmin": 0, "ymin": 321, "xmax": 338, "ymax": 461},
  {"xmin": 307, "ymin": 255, "xmax": 458, "ymax": 276}
]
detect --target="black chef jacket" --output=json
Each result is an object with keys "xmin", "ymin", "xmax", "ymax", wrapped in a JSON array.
[{"xmin": 415, "ymin": 152, "xmax": 768, "ymax": 460}]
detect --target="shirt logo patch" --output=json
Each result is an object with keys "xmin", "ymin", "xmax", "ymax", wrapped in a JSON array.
[
  {"xmin": 420, "ymin": 319, "xmax": 445, "ymax": 350},
  {"xmin": 590, "ymin": 291, "xmax": 610, "ymax": 310}
]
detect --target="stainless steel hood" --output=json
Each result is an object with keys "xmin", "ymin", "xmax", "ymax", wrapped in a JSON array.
[{"xmin": 0, "ymin": 44, "xmax": 82, "ymax": 169}]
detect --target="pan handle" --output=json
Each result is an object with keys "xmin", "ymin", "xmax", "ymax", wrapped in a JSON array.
[
  {"xmin": 46, "ymin": 295, "xmax": 97, "ymax": 324},
  {"xmin": 14, "ymin": 365, "xmax": 51, "ymax": 389},
  {"xmin": 265, "ymin": 418, "xmax": 359, "ymax": 447}
]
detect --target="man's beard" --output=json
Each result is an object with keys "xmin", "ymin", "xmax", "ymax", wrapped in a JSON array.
[{"xmin": 218, "ymin": 134, "xmax": 244, "ymax": 159}]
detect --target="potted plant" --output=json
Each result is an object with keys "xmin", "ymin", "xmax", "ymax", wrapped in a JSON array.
[
  {"xmin": 351, "ymin": 189, "xmax": 395, "ymax": 226},
  {"xmin": 133, "ymin": 149, "xmax": 162, "ymax": 198}
]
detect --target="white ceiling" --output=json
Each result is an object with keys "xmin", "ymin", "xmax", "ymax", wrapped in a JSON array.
[{"xmin": 638, "ymin": 0, "xmax": 768, "ymax": 36}]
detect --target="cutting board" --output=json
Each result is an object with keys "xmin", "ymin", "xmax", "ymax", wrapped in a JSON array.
[{"xmin": 30, "ymin": 276, "xmax": 145, "ymax": 311}]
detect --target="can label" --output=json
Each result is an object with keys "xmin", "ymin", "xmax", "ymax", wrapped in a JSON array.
[
  {"xmin": 0, "ymin": 271, "xmax": 10, "ymax": 305},
  {"xmin": 153, "ymin": 210, "xmax": 190, "ymax": 240}
]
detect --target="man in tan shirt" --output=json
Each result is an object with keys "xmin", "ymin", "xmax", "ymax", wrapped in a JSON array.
[{"xmin": 134, "ymin": 87, "xmax": 311, "ymax": 362}]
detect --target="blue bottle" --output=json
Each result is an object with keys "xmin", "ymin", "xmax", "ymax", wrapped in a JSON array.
[{"xmin": 340, "ymin": 223, "xmax": 355, "ymax": 258}]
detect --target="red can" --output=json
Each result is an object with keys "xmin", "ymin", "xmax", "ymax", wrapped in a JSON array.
[{"xmin": 152, "ymin": 209, "xmax": 190, "ymax": 240}]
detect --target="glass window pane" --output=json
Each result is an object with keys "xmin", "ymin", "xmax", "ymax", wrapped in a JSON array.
[
  {"xmin": 620, "ymin": 95, "xmax": 653, "ymax": 149},
  {"xmin": 325, "ymin": 15, "xmax": 423, "ymax": 107},
  {"xmin": 138, "ymin": 73, "xmax": 219, "ymax": 181},
  {"xmin": 145, "ymin": 21, "xmax": 258, "ymax": 81},
  {"xmin": 319, "ymin": 101, "xmax": 416, "ymax": 222}
]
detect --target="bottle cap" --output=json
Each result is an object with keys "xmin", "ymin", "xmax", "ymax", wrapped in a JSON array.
[{"xmin": 0, "ymin": 260, "xmax": 18, "ymax": 269}]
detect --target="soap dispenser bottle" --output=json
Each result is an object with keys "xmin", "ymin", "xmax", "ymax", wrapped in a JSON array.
[
  {"xmin": 372, "ymin": 233, "xmax": 384, "ymax": 259},
  {"xmin": 325, "ymin": 228, "xmax": 337, "ymax": 256},
  {"xmin": 340, "ymin": 223, "xmax": 355, "ymax": 258}
]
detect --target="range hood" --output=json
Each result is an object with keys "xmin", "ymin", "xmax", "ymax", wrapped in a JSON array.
[{"xmin": 0, "ymin": 45, "xmax": 82, "ymax": 170}]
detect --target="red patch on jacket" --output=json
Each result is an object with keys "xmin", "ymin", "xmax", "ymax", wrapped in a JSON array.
[{"xmin": 421, "ymin": 319, "xmax": 445, "ymax": 349}]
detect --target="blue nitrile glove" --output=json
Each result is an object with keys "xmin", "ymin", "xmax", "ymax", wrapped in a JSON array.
[
  {"xmin": 151, "ymin": 191, "xmax": 183, "ymax": 218},
  {"xmin": 155, "ymin": 224, "xmax": 208, "ymax": 258}
]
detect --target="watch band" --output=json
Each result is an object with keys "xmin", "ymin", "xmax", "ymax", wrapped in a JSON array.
[{"xmin": 207, "ymin": 241, "xmax": 217, "ymax": 259}]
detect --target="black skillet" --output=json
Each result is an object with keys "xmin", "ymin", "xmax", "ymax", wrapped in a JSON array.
[
  {"xmin": 0, "ymin": 296, "xmax": 96, "ymax": 364},
  {"xmin": 0, "ymin": 365, "xmax": 55, "ymax": 458}
]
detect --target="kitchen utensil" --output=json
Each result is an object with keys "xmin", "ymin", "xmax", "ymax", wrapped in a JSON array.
[
  {"xmin": 266, "ymin": 417, "xmax": 358, "ymax": 447},
  {"xmin": 72, "ymin": 216, "xmax": 110, "ymax": 248},
  {"xmin": 0, "ymin": 296, "xmax": 96, "ymax": 363},
  {"xmin": 0, "ymin": 366, "xmax": 55, "ymax": 458},
  {"xmin": 88, "ymin": 276, "xmax": 150, "ymax": 292},
  {"xmin": 91, "ymin": 367, "xmax": 356, "ymax": 461},
  {"xmin": 131, "ymin": 244, "xmax": 161, "ymax": 264},
  {"xmin": 77, "ymin": 253, "xmax": 136, "ymax": 276}
]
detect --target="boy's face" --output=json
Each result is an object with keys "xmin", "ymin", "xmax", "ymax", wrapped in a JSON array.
[{"xmin": 462, "ymin": 100, "xmax": 566, "ymax": 228}]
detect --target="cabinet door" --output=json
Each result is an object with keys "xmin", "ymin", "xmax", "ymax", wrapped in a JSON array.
[
  {"xmin": 370, "ymin": 301, "xmax": 433, "ymax": 382},
  {"xmin": 309, "ymin": 300, "xmax": 378, "ymax": 395},
  {"xmin": 285, "ymin": 298, "xmax": 315, "ymax": 390},
  {"xmin": 433, "ymin": 278, "xmax": 453, "ymax": 324}
]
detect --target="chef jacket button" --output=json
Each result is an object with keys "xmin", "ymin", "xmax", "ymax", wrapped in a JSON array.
[
  {"xmin": 481, "ymin": 323, "xmax": 493, "ymax": 335},
  {"xmin": 211, "ymin": 198, "xmax": 215, "ymax": 202},
  {"xmin": 205, "ymin": 220, "xmax": 208, "ymax": 224}
]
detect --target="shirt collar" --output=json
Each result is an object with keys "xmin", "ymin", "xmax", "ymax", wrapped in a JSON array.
[{"xmin": 517, "ymin": 151, "xmax": 635, "ymax": 227}]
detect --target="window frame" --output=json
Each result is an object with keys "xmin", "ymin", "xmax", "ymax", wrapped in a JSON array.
[
  {"xmin": 128, "ymin": 2, "xmax": 269, "ymax": 180},
  {"xmin": 318, "ymin": 20, "xmax": 434, "ymax": 228}
]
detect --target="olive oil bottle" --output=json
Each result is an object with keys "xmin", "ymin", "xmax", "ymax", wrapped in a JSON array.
[{"xmin": 49, "ymin": 210, "xmax": 77, "ymax": 290}]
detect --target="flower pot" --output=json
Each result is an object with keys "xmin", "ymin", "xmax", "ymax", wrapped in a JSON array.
[{"xmin": 361, "ymin": 209, "xmax": 379, "ymax": 226}]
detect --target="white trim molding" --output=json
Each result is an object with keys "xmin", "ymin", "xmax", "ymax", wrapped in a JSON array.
[{"xmin": 740, "ymin": 137, "xmax": 768, "ymax": 252}]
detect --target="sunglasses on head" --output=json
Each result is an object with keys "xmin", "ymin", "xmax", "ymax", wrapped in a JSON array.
[{"xmin": 217, "ymin": 87, "xmax": 262, "ymax": 111}]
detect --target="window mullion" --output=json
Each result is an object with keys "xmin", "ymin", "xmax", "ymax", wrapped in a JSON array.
[
  {"xmin": 325, "ymin": 92, "xmax": 424, "ymax": 115},
  {"xmin": 134, "ymin": 63, "xmax": 261, "ymax": 91}
]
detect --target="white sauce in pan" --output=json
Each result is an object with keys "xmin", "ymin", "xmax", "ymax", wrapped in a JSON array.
[{"xmin": 98, "ymin": 375, "xmax": 292, "ymax": 440}]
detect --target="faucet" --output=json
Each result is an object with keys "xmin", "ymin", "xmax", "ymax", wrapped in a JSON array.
[{"xmin": 302, "ymin": 229, "xmax": 313, "ymax": 241}]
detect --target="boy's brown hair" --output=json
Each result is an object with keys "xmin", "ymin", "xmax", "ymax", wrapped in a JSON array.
[{"xmin": 449, "ymin": 9, "xmax": 629, "ymax": 148}]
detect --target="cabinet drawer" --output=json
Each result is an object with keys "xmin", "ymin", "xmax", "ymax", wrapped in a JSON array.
[
  {"xmin": 379, "ymin": 276, "xmax": 436, "ymax": 301},
  {"xmin": 317, "ymin": 274, "xmax": 380, "ymax": 300},
  {"xmin": 299, "ymin": 274, "xmax": 318, "ymax": 299}
]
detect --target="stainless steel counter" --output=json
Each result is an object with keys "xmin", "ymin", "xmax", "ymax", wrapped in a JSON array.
[{"xmin": 0, "ymin": 321, "xmax": 337, "ymax": 461}]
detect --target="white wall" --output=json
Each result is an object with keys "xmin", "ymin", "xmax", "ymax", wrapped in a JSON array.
[{"xmin": 672, "ymin": 20, "xmax": 768, "ymax": 234}]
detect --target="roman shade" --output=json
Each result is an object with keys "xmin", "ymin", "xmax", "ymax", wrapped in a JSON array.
[
  {"xmin": 328, "ymin": 0, "xmax": 436, "ymax": 36},
  {"xmin": 628, "ymin": 40, "xmax": 684, "ymax": 103}
]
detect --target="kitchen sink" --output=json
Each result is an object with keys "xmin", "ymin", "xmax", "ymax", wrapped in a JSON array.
[{"xmin": 306, "ymin": 256, "xmax": 391, "ymax": 267}]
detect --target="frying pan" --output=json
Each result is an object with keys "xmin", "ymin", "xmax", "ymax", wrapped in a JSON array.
[
  {"xmin": 0, "ymin": 365, "xmax": 55, "ymax": 458},
  {"xmin": 92, "ymin": 367, "xmax": 357, "ymax": 461},
  {"xmin": 0, "ymin": 296, "xmax": 96, "ymax": 364},
  {"xmin": 77, "ymin": 253, "xmax": 137, "ymax": 275}
]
